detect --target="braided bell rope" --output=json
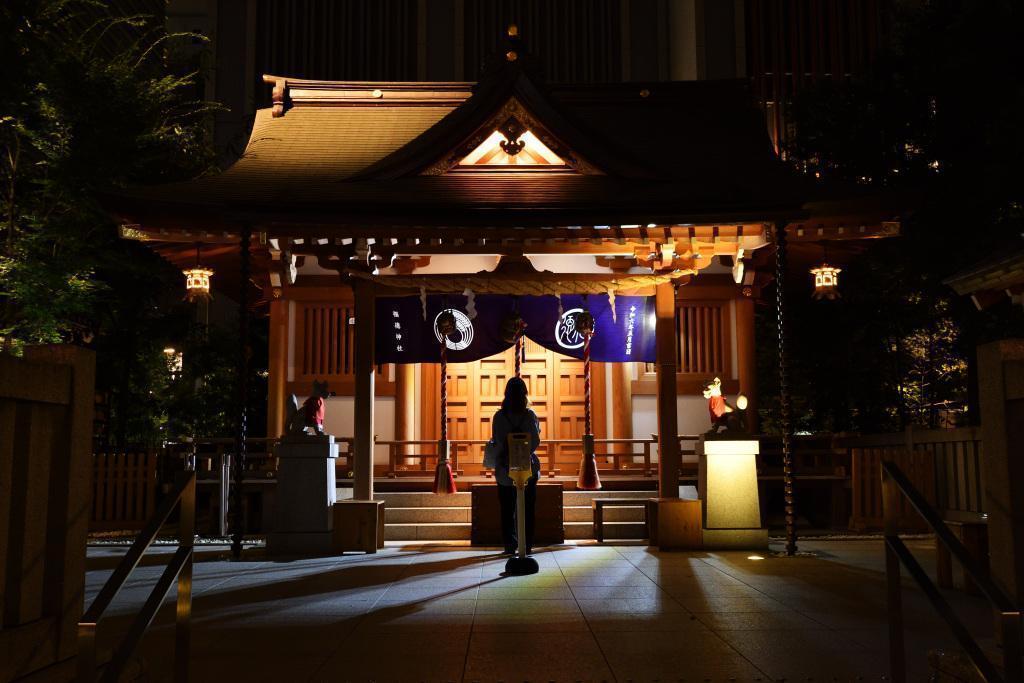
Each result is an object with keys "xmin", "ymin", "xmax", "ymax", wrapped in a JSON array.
[
  {"xmin": 440, "ymin": 334, "xmax": 448, "ymax": 443},
  {"xmin": 583, "ymin": 331, "xmax": 592, "ymax": 437},
  {"xmin": 514, "ymin": 331, "xmax": 523, "ymax": 378}
]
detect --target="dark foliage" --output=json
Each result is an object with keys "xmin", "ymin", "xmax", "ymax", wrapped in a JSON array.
[
  {"xmin": 760, "ymin": 0, "xmax": 1024, "ymax": 432},
  {"xmin": 0, "ymin": 1, "xmax": 264, "ymax": 446}
]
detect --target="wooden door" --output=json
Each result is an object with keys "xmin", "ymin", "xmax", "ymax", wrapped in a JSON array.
[{"xmin": 421, "ymin": 341, "xmax": 606, "ymax": 475}]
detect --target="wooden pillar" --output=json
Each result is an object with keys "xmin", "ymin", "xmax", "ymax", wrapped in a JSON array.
[
  {"xmin": 592, "ymin": 360, "xmax": 608, "ymax": 442},
  {"xmin": 655, "ymin": 282, "xmax": 681, "ymax": 498},
  {"xmin": 266, "ymin": 298, "xmax": 288, "ymax": 438},
  {"xmin": 352, "ymin": 279, "xmax": 376, "ymax": 501},
  {"xmin": 978, "ymin": 339, "xmax": 1024, "ymax": 602},
  {"xmin": 611, "ymin": 362, "xmax": 633, "ymax": 455},
  {"xmin": 395, "ymin": 362, "xmax": 416, "ymax": 458},
  {"xmin": 736, "ymin": 296, "xmax": 758, "ymax": 433}
]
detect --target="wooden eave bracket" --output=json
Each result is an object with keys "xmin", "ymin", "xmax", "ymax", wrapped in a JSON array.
[{"xmin": 270, "ymin": 77, "xmax": 287, "ymax": 118}]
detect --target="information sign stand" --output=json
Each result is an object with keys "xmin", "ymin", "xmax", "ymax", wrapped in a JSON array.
[{"xmin": 504, "ymin": 432, "xmax": 540, "ymax": 575}]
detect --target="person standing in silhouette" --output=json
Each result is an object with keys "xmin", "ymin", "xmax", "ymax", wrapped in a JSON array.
[{"xmin": 492, "ymin": 377, "xmax": 541, "ymax": 554}]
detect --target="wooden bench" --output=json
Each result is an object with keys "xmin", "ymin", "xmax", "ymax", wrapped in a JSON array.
[
  {"xmin": 936, "ymin": 511, "xmax": 988, "ymax": 596},
  {"xmin": 592, "ymin": 498, "xmax": 654, "ymax": 542}
]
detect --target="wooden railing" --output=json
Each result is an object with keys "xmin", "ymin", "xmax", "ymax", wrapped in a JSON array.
[
  {"xmin": 85, "ymin": 429, "xmax": 985, "ymax": 537},
  {"xmin": 89, "ymin": 437, "xmax": 356, "ymax": 535},
  {"xmin": 883, "ymin": 461, "xmax": 1018, "ymax": 682},
  {"xmin": 78, "ymin": 470, "xmax": 196, "ymax": 683},
  {"xmin": 382, "ymin": 437, "xmax": 665, "ymax": 478},
  {"xmin": 835, "ymin": 426, "xmax": 983, "ymax": 531},
  {"xmin": 190, "ymin": 436, "xmax": 353, "ymax": 535}
]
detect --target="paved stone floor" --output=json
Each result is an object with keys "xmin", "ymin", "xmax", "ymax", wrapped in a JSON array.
[{"xmin": 86, "ymin": 539, "xmax": 994, "ymax": 682}]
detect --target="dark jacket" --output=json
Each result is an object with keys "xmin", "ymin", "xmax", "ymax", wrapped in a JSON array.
[{"xmin": 491, "ymin": 408, "xmax": 541, "ymax": 486}]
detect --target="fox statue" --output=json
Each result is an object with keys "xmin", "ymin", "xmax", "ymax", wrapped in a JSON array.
[
  {"xmin": 285, "ymin": 380, "xmax": 329, "ymax": 436},
  {"xmin": 701, "ymin": 376, "xmax": 748, "ymax": 436}
]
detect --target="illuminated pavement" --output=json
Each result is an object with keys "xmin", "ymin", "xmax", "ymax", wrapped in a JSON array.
[{"xmin": 86, "ymin": 539, "xmax": 992, "ymax": 681}]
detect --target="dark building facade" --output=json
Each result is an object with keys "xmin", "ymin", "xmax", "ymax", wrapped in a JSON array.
[{"xmin": 166, "ymin": 1, "xmax": 890, "ymax": 160}]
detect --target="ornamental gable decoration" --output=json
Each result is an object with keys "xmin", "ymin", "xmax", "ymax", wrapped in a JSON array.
[{"xmin": 457, "ymin": 115, "xmax": 567, "ymax": 168}]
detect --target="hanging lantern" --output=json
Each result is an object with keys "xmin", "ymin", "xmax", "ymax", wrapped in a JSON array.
[
  {"xmin": 183, "ymin": 244, "xmax": 214, "ymax": 302},
  {"xmin": 810, "ymin": 263, "xmax": 841, "ymax": 300}
]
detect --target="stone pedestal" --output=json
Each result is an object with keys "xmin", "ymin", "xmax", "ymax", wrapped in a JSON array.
[
  {"xmin": 697, "ymin": 437, "xmax": 768, "ymax": 550},
  {"xmin": 267, "ymin": 435, "xmax": 337, "ymax": 556}
]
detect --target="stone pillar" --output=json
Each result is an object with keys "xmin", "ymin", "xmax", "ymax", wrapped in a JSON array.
[
  {"xmin": 978, "ymin": 339, "xmax": 1024, "ymax": 601},
  {"xmin": 352, "ymin": 279, "xmax": 376, "ymax": 501},
  {"xmin": 266, "ymin": 298, "xmax": 288, "ymax": 438},
  {"xmin": 655, "ymin": 282, "xmax": 681, "ymax": 498},
  {"xmin": 736, "ymin": 296, "xmax": 758, "ymax": 433}
]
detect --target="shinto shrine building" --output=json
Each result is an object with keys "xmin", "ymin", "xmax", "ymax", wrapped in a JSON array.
[{"xmin": 109, "ymin": 34, "xmax": 898, "ymax": 546}]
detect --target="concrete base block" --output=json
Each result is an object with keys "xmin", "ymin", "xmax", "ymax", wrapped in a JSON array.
[
  {"xmin": 334, "ymin": 500, "xmax": 385, "ymax": 553},
  {"xmin": 656, "ymin": 498, "xmax": 702, "ymax": 550},
  {"xmin": 701, "ymin": 528, "xmax": 769, "ymax": 550}
]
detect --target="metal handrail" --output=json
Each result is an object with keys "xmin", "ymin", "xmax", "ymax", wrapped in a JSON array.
[
  {"xmin": 882, "ymin": 461, "xmax": 1021, "ymax": 682},
  {"xmin": 78, "ymin": 470, "xmax": 196, "ymax": 683}
]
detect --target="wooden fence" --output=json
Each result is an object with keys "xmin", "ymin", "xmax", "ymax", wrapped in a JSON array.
[
  {"xmin": 85, "ymin": 428, "xmax": 985, "ymax": 534},
  {"xmin": 835, "ymin": 426, "xmax": 983, "ymax": 531},
  {"xmin": 1, "ymin": 346, "xmax": 94, "ymax": 682},
  {"xmin": 89, "ymin": 437, "xmax": 358, "ymax": 535},
  {"xmin": 89, "ymin": 450, "xmax": 159, "ymax": 531}
]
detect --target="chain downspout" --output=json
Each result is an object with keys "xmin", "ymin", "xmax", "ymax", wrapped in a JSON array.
[
  {"xmin": 775, "ymin": 222, "xmax": 797, "ymax": 556},
  {"xmin": 231, "ymin": 227, "xmax": 251, "ymax": 560}
]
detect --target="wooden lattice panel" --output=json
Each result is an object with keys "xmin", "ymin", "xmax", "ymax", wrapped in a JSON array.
[
  {"xmin": 298, "ymin": 303, "xmax": 354, "ymax": 377},
  {"xmin": 292, "ymin": 301, "xmax": 388, "ymax": 392},
  {"xmin": 676, "ymin": 301, "xmax": 730, "ymax": 377}
]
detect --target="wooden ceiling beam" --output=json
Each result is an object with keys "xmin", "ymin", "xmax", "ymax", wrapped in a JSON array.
[
  {"xmin": 277, "ymin": 224, "xmax": 767, "ymax": 242},
  {"xmin": 121, "ymin": 224, "xmax": 776, "ymax": 253},
  {"xmin": 352, "ymin": 242, "xmax": 652, "ymax": 256}
]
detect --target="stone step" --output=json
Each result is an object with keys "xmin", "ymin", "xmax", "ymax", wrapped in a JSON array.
[
  {"xmin": 372, "ymin": 492, "xmax": 471, "ymax": 508},
  {"xmin": 371, "ymin": 489, "xmax": 655, "ymax": 542},
  {"xmin": 563, "ymin": 504, "xmax": 645, "ymax": 523},
  {"xmin": 385, "ymin": 506, "xmax": 472, "ymax": 524},
  {"xmin": 562, "ymin": 490, "xmax": 655, "ymax": 506},
  {"xmin": 384, "ymin": 522, "xmax": 471, "ymax": 541},
  {"xmin": 565, "ymin": 521, "xmax": 649, "ymax": 540}
]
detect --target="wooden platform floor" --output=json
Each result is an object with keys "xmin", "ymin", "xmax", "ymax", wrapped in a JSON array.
[{"xmin": 85, "ymin": 539, "xmax": 992, "ymax": 681}]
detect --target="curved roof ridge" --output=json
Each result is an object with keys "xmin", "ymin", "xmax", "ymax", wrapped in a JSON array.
[{"xmin": 350, "ymin": 63, "xmax": 660, "ymax": 181}]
